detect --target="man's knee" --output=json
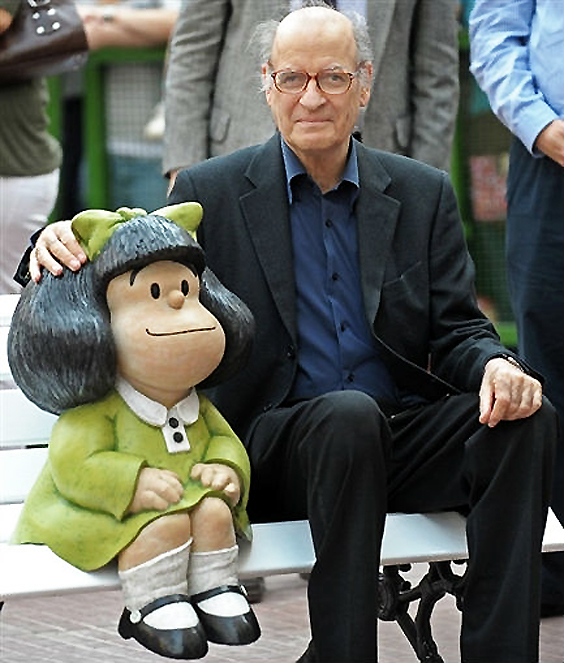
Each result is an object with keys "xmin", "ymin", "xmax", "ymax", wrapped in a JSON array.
[
  {"xmin": 471, "ymin": 396, "xmax": 558, "ymax": 480},
  {"xmin": 530, "ymin": 396, "xmax": 559, "ymax": 459},
  {"xmin": 303, "ymin": 390, "xmax": 389, "ymax": 464}
]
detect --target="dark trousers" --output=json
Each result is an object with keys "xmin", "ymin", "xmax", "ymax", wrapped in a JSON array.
[
  {"xmin": 246, "ymin": 391, "xmax": 557, "ymax": 663},
  {"xmin": 507, "ymin": 138, "xmax": 564, "ymax": 608}
]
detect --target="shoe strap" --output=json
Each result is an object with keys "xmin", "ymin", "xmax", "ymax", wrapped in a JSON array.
[
  {"xmin": 130, "ymin": 593, "xmax": 192, "ymax": 624},
  {"xmin": 191, "ymin": 584, "xmax": 246, "ymax": 604}
]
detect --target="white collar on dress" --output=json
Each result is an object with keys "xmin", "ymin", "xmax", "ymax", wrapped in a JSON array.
[{"xmin": 116, "ymin": 377, "xmax": 200, "ymax": 453}]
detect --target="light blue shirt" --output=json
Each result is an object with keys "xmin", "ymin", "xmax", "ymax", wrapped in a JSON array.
[{"xmin": 469, "ymin": 0, "xmax": 564, "ymax": 155}]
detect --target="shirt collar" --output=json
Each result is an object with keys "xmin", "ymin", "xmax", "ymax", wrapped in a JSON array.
[
  {"xmin": 280, "ymin": 136, "xmax": 360, "ymax": 203},
  {"xmin": 116, "ymin": 376, "xmax": 199, "ymax": 428}
]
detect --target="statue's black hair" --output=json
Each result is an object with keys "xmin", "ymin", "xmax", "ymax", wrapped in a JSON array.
[{"xmin": 8, "ymin": 215, "xmax": 254, "ymax": 414}]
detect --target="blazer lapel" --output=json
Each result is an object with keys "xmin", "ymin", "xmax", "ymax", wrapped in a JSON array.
[
  {"xmin": 240, "ymin": 136, "xmax": 298, "ymax": 340},
  {"xmin": 355, "ymin": 143, "xmax": 400, "ymax": 325}
]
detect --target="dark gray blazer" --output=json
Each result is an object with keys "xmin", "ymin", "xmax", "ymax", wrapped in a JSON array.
[{"xmin": 169, "ymin": 136, "xmax": 518, "ymax": 440}]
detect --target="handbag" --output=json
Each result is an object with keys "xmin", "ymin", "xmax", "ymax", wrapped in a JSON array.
[{"xmin": 0, "ymin": 0, "xmax": 88, "ymax": 83}]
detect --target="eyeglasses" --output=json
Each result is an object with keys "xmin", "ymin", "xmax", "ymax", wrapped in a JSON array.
[{"xmin": 270, "ymin": 69, "xmax": 357, "ymax": 95}]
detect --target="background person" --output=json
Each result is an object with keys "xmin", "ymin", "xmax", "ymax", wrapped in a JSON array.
[
  {"xmin": 469, "ymin": 0, "xmax": 564, "ymax": 618},
  {"xmin": 77, "ymin": 0, "xmax": 179, "ymax": 212},
  {"xmin": 0, "ymin": 0, "xmax": 62, "ymax": 293}
]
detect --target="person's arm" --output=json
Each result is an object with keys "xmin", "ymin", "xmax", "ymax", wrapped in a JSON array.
[
  {"xmin": 469, "ymin": 0, "xmax": 558, "ymax": 155},
  {"xmin": 77, "ymin": 4, "xmax": 178, "ymax": 50},
  {"xmin": 408, "ymin": 0, "xmax": 460, "ymax": 171},
  {"xmin": 162, "ymin": 0, "xmax": 231, "ymax": 175},
  {"xmin": 423, "ymin": 174, "xmax": 544, "ymax": 425},
  {"xmin": 49, "ymin": 406, "xmax": 147, "ymax": 520}
]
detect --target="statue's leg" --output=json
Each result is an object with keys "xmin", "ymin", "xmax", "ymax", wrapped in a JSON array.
[{"xmin": 189, "ymin": 497, "xmax": 261, "ymax": 646}]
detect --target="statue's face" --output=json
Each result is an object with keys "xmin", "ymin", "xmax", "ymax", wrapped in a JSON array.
[{"xmin": 106, "ymin": 260, "xmax": 225, "ymax": 404}]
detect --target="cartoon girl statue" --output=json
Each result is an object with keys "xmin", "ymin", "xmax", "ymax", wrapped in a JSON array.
[{"xmin": 8, "ymin": 203, "xmax": 260, "ymax": 659}]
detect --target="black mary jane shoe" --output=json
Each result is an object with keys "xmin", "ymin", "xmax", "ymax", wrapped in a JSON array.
[
  {"xmin": 118, "ymin": 593, "xmax": 208, "ymax": 659},
  {"xmin": 191, "ymin": 584, "xmax": 261, "ymax": 645}
]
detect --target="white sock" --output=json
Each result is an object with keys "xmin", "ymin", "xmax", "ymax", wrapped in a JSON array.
[
  {"xmin": 187, "ymin": 544, "xmax": 239, "ymax": 596},
  {"xmin": 188, "ymin": 545, "xmax": 250, "ymax": 617},
  {"xmin": 119, "ymin": 539, "xmax": 192, "ymax": 612}
]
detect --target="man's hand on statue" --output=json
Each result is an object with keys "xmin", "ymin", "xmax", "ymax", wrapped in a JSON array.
[
  {"xmin": 191, "ymin": 463, "xmax": 241, "ymax": 506},
  {"xmin": 127, "ymin": 467, "xmax": 184, "ymax": 514},
  {"xmin": 479, "ymin": 357, "xmax": 542, "ymax": 428},
  {"xmin": 30, "ymin": 220, "xmax": 87, "ymax": 282}
]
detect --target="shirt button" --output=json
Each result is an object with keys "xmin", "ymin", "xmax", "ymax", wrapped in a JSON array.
[
  {"xmin": 346, "ymin": 373, "xmax": 354, "ymax": 383},
  {"xmin": 173, "ymin": 432, "xmax": 184, "ymax": 444},
  {"xmin": 340, "ymin": 322, "xmax": 347, "ymax": 332},
  {"xmin": 331, "ymin": 272, "xmax": 339, "ymax": 281},
  {"xmin": 325, "ymin": 219, "xmax": 333, "ymax": 228},
  {"xmin": 169, "ymin": 417, "xmax": 179, "ymax": 428}
]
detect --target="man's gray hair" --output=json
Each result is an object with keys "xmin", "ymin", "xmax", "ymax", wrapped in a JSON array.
[{"xmin": 252, "ymin": 0, "xmax": 373, "ymax": 90}]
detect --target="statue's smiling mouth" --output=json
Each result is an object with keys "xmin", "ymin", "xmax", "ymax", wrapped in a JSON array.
[{"xmin": 146, "ymin": 326, "xmax": 216, "ymax": 337}]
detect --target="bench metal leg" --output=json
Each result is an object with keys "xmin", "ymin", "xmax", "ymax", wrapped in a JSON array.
[
  {"xmin": 241, "ymin": 576, "xmax": 266, "ymax": 603},
  {"xmin": 378, "ymin": 562, "xmax": 466, "ymax": 662}
]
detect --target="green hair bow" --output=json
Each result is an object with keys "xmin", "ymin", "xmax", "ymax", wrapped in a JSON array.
[{"xmin": 71, "ymin": 202, "xmax": 203, "ymax": 261}]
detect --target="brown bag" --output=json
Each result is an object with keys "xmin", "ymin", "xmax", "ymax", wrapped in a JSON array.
[{"xmin": 0, "ymin": 0, "xmax": 88, "ymax": 83}]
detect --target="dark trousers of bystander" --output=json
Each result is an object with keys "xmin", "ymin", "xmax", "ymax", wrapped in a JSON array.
[{"xmin": 507, "ymin": 137, "xmax": 564, "ymax": 616}]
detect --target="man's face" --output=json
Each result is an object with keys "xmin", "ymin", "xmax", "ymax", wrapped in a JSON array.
[{"xmin": 263, "ymin": 10, "xmax": 371, "ymax": 161}]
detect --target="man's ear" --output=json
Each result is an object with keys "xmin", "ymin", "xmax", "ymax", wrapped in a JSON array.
[
  {"xmin": 359, "ymin": 62, "xmax": 373, "ymax": 108},
  {"xmin": 262, "ymin": 63, "xmax": 273, "ymax": 106}
]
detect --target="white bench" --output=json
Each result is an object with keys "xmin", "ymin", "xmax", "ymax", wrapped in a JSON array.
[
  {"xmin": 2, "ymin": 293, "xmax": 564, "ymax": 662},
  {"xmin": 0, "ymin": 293, "xmax": 18, "ymax": 387}
]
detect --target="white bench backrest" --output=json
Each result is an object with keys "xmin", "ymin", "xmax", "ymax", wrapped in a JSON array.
[
  {"xmin": 0, "ymin": 293, "xmax": 19, "ymax": 327},
  {"xmin": 0, "ymin": 389, "xmax": 57, "ymax": 450},
  {"xmin": 0, "ymin": 389, "xmax": 55, "ymax": 507},
  {"xmin": 0, "ymin": 447, "xmax": 48, "ymax": 505},
  {"xmin": 0, "ymin": 293, "xmax": 19, "ymax": 386}
]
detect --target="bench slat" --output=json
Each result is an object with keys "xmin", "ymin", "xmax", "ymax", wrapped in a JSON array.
[
  {"xmin": 0, "ymin": 447, "xmax": 48, "ymax": 505},
  {"xmin": 3, "ymin": 510, "xmax": 563, "ymax": 601},
  {"xmin": 0, "ymin": 390, "xmax": 57, "ymax": 448},
  {"xmin": 0, "ymin": 326, "xmax": 10, "ymax": 384},
  {"xmin": 0, "ymin": 293, "xmax": 19, "ymax": 327}
]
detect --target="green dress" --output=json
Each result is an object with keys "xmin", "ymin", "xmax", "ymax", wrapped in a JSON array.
[{"xmin": 13, "ymin": 389, "xmax": 251, "ymax": 571}]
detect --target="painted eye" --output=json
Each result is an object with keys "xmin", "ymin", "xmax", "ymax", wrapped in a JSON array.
[
  {"xmin": 181, "ymin": 280, "xmax": 189, "ymax": 296},
  {"xmin": 150, "ymin": 283, "xmax": 160, "ymax": 299}
]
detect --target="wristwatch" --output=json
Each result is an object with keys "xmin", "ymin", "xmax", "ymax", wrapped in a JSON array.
[
  {"xmin": 101, "ymin": 6, "xmax": 116, "ymax": 22},
  {"xmin": 499, "ymin": 354, "xmax": 525, "ymax": 372}
]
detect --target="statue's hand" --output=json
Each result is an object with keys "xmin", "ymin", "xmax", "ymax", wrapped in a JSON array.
[
  {"xmin": 191, "ymin": 463, "xmax": 241, "ymax": 506},
  {"xmin": 127, "ymin": 467, "xmax": 184, "ymax": 514}
]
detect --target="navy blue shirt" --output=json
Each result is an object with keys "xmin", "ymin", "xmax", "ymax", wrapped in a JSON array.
[{"xmin": 282, "ymin": 139, "xmax": 400, "ymax": 406}]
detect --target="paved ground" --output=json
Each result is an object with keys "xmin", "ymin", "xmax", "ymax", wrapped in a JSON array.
[{"xmin": 1, "ymin": 568, "xmax": 563, "ymax": 662}]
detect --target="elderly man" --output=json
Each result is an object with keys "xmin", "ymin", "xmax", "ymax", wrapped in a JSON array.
[{"xmin": 22, "ymin": 4, "xmax": 557, "ymax": 663}]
